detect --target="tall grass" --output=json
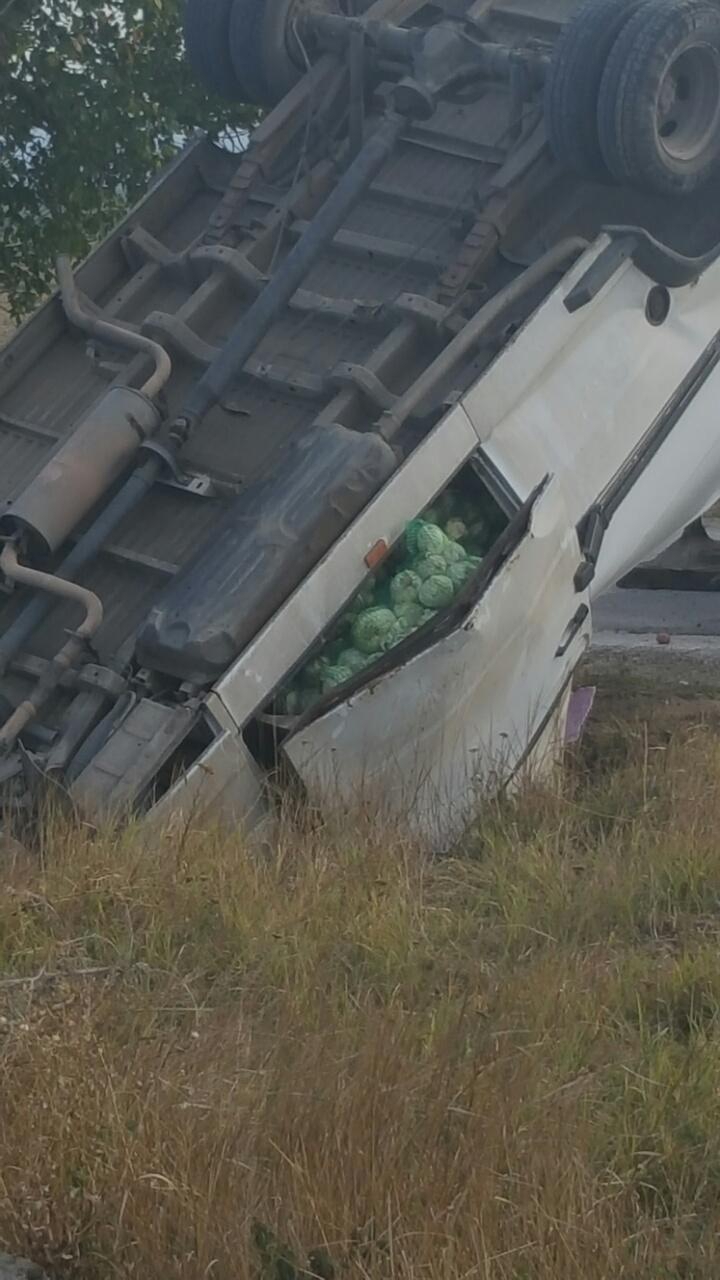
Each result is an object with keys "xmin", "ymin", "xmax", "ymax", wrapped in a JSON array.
[{"xmin": 2, "ymin": 716, "xmax": 720, "ymax": 1278}]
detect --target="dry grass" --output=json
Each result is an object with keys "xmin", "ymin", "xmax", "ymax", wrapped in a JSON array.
[{"xmin": 2, "ymin": 714, "xmax": 720, "ymax": 1278}]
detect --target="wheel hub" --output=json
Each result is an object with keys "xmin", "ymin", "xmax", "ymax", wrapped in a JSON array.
[{"xmin": 655, "ymin": 42, "xmax": 720, "ymax": 163}]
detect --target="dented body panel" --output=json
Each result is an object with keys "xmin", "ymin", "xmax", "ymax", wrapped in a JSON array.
[{"xmin": 285, "ymin": 480, "xmax": 589, "ymax": 848}]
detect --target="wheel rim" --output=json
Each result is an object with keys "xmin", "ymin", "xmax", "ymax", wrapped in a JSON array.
[{"xmin": 655, "ymin": 42, "xmax": 720, "ymax": 164}]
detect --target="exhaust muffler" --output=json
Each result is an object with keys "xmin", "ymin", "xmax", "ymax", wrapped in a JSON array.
[{"xmin": 0, "ymin": 385, "xmax": 161, "ymax": 560}]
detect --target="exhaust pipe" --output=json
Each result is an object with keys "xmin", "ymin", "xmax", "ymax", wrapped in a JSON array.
[
  {"xmin": 0, "ymin": 385, "xmax": 162, "ymax": 560},
  {"xmin": 0, "ymin": 259, "xmax": 169, "ymax": 560},
  {"xmin": 0, "ymin": 542, "xmax": 103, "ymax": 751},
  {"xmin": 0, "ymin": 260, "xmax": 171, "ymax": 749},
  {"xmin": 56, "ymin": 255, "xmax": 171, "ymax": 400}
]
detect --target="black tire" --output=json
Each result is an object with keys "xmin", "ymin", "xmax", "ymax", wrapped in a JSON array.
[
  {"xmin": 545, "ymin": 0, "xmax": 646, "ymax": 177},
  {"xmin": 598, "ymin": 0, "xmax": 720, "ymax": 194},
  {"xmin": 229, "ymin": 0, "xmax": 303, "ymax": 107},
  {"xmin": 184, "ymin": 0, "xmax": 240, "ymax": 100},
  {"xmin": 229, "ymin": 0, "xmax": 342, "ymax": 107}
]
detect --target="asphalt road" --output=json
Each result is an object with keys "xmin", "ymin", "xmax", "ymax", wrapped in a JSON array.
[{"xmin": 593, "ymin": 587, "xmax": 720, "ymax": 639}]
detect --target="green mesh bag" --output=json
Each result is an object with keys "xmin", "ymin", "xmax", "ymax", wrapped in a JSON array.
[
  {"xmin": 304, "ymin": 655, "xmax": 331, "ymax": 684},
  {"xmin": 286, "ymin": 686, "xmax": 322, "ymax": 715},
  {"xmin": 352, "ymin": 607, "xmax": 400, "ymax": 655},
  {"xmin": 447, "ymin": 560, "xmax": 473, "ymax": 590},
  {"xmin": 415, "ymin": 523, "xmax": 447, "ymax": 557},
  {"xmin": 449, "ymin": 555, "xmax": 483, "ymax": 590},
  {"xmin": 394, "ymin": 602, "xmax": 424, "ymax": 629},
  {"xmin": 404, "ymin": 519, "xmax": 427, "ymax": 557},
  {"xmin": 393, "ymin": 603, "xmax": 424, "ymax": 641},
  {"xmin": 336, "ymin": 648, "xmax": 368, "ymax": 675},
  {"xmin": 405, "ymin": 519, "xmax": 448, "ymax": 558},
  {"xmin": 390, "ymin": 569, "xmax": 421, "ymax": 606},
  {"xmin": 413, "ymin": 553, "xmax": 448, "ymax": 581},
  {"xmin": 286, "ymin": 491, "xmax": 497, "ymax": 703},
  {"xmin": 443, "ymin": 539, "xmax": 467, "ymax": 565},
  {"xmin": 394, "ymin": 617, "xmax": 414, "ymax": 641},
  {"xmin": 419, "ymin": 574, "xmax": 455, "ymax": 609},
  {"xmin": 321, "ymin": 664, "xmax": 354, "ymax": 692}
]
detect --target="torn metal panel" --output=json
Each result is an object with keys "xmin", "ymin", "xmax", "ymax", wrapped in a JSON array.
[
  {"xmin": 144, "ymin": 730, "xmax": 271, "ymax": 836},
  {"xmin": 210, "ymin": 402, "xmax": 481, "ymax": 731},
  {"xmin": 284, "ymin": 479, "xmax": 590, "ymax": 848}
]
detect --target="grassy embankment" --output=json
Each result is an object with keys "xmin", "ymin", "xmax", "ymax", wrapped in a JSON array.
[{"xmin": 1, "ymin": 699, "xmax": 720, "ymax": 1278}]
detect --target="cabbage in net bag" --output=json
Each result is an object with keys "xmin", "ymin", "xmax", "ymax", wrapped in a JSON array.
[{"xmin": 277, "ymin": 484, "xmax": 496, "ymax": 715}]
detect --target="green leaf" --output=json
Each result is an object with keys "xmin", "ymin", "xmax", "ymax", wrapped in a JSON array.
[{"xmin": 0, "ymin": 0, "xmax": 259, "ymax": 318}]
